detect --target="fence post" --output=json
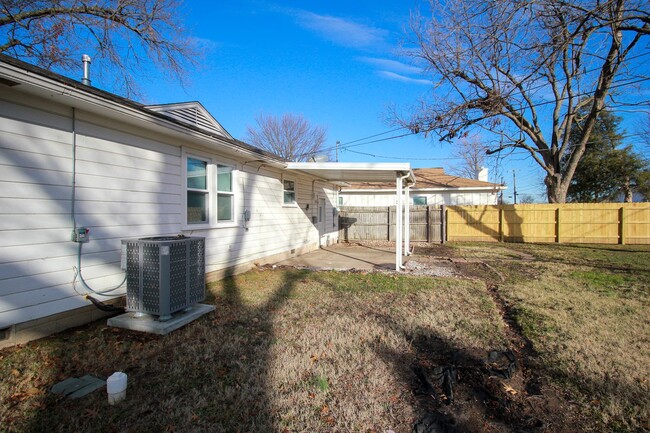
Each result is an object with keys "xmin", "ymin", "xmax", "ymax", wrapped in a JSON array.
[
  {"xmin": 499, "ymin": 207, "xmax": 504, "ymax": 242},
  {"xmin": 386, "ymin": 206, "xmax": 390, "ymax": 242},
  {"xmin": 441, "ymin": 205, "xmax": 446, "ymax": 244},
  {"xmin": 556, "ymin": 207, "xmax": 561, "ymax": 243},
  {"xmin": 426, "ymin": 205, "xmax": 431, "ymax": 243},
  {"xmin": 619, "ymin": 206, "xmax": 625, "ymax": 245}
]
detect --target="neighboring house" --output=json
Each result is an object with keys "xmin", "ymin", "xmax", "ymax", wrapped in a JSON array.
[
  {"xmin": 0, "ymin": 55, "xmax": 414, "ymax": 347},
  {"xmin": 339, "ymin": 167, "xmax": 506, "ymax": 206}
]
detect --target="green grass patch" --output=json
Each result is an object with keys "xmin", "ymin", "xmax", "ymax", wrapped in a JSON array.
[
  {"xmin": 310, "ymin": 375, "xmax": 330, "ymax": 392},
  {"xmin": 569, "ymin": 270, "xmax": 631, "ymax": 296}
]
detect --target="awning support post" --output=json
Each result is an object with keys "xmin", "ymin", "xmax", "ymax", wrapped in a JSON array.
[
  {"xmin": 404, "ymin": 184, "xmax": 410, "ymax": 256},
  {"xmin": 395, "ymin": 175, "xmax": 403, "ymax": 271}
]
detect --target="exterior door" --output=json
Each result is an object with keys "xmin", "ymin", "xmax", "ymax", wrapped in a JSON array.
[{"xmin": 318, "ymin": 197, "xmax": 327, "ymax": 246}]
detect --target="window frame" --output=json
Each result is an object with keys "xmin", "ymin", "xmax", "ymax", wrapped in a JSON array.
[
  {"xmin": 186, "ymin": 155, "xmax": 211, "ymax": 227},
  {"xmin": 216, "ymin": 163, "xmax": 236, "ymax": 223},
  {"xmin": 282, "ymin": 178, "xmax": 297, "ymax": 206},
  {"xmin": 183, "ymin": 149, "xmax": 238, "ymax": 230},
  {"xmin": 413, "ymin": 196, "xmax": 428, "ymax": 206}
]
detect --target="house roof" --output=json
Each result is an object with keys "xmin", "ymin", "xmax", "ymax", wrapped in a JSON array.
[
  {"xmin": 342, "ymin": 167, "xmax": 505, "ymax": 191},
  {"xmin": 0, "ymin": 55, "xmax": 418, "ymax": 192},
  {"xmin": 145, "ymin": 101, "xmax": 233, "ymax": 139},
  {"xmin": 0, "ymin": 54, "xmax": 284, "ymax": 165}
]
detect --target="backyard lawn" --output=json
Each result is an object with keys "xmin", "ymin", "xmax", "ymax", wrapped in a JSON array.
[{"xmin": 1, "ymin": 243, "xmax": 648, "ymax": 432}]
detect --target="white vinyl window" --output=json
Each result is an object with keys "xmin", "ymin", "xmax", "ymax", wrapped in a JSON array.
[
  {"xmin": 187, "ymin": 157, "xmax": 209, "ymax": 224},
  {"xmin": 185, "ymin": 153, "xmax": 237, "ymax": 227},
  {"xmin": 217, "ymin": 164, "xmax": 234, "ymax": 222},
  {"xmin": 413, "ymin": 196, "xmax": 427, "ymax": 205},
  {"xmin": 283, "ymin": 180, "xmax": 296, "ymax": 205}
]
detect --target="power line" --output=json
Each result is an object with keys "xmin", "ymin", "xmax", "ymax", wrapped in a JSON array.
[
  {"xmin": 340, "ymin": 130, "xmax": 648, "ymax": 162},
  {"xmin": 295, "ymin": 57, "xmax": 650, "ymax": 160},
  {"xmin": 333, "ymin": 76, "xmax": 649, "ymax": 157},
  {"xmin": 345, "ymin": 148, "xmax": 464, "ymax": 161}
]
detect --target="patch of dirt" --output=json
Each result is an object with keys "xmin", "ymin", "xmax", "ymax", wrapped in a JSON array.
[
  {"xmin": 408, "ymin": 334, "xmax": 582, "ymax": 433},
  {"xmin": 404, "ymin": 260, "xmax": 458, "ymax": 277},
  {"xmin": 399, "ymin": 247, "xmax": 586, "ymax": 432}
]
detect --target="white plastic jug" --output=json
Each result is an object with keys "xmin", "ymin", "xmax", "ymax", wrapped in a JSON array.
[{"xmin": 106, "ymin": 372, "xmax": 127, "ymax": 404}]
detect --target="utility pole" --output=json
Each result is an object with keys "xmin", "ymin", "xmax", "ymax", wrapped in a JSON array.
[
  {"xmin": 499, "ymin": 176, "xmax": 504, "ymax": 204},
  {"xmin": 336, "ymin": 140, "xmax": 340, "ymax": 162},
  {"xmin": 512, "ymin": 170, "xmax": 518, "ymax": 204}
]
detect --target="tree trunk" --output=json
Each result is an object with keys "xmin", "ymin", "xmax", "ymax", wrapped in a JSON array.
[
  {"xmin": 544, "ymin": 173, "xmax": 568, "ymax": 203},
  {"xmin": 623, "ymin": 177, "xmax": 633, "ymax": 202}
]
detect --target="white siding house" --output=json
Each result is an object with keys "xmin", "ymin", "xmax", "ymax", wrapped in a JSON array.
[
  {"xmin": 0, "ymin": 55, "xmax": 341, "ymax": 346},
  {"xmin": 340, "ymin": 168, "xmax": 505, "ymax": 206}
]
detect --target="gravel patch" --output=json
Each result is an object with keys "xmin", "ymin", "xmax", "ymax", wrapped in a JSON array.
[{"xmin": 404, "ymin": 260, "xmax": 458, "ymax": 277}]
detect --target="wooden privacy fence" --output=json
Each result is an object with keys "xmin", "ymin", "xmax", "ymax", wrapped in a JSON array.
[
  {"xmin": 446, "ymin": 203, "xmax": 650, "ymax": 244},
  {"xmin": 338, "ymin": 206, "xmax": 443, "ymax": 243},
  {"xmin": 339, "ymin": 203, "xmax": 650, "ymax": 245}
]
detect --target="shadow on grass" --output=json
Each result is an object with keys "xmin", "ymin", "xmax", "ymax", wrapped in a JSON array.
[
  {"xmin": 372, "ymin": 324, "xmax": 577, "ymax": 433},
  {"xmin": 18, "ymin": 269, "xmax": 307, "ymax": 433}
]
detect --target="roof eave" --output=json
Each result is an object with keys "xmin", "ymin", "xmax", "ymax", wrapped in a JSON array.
[{"xmin": 0, "ymin": 55, "xmax": 287, "ymax": 167}]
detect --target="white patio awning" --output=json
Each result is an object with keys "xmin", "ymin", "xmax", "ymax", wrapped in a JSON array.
[
  {"xmin": 286, "ymin": 162, "xmax": 415, "ymax": 185},
  {"xmin": 285, "ymin": 162, "xmax": 416, "ymax": 271}
]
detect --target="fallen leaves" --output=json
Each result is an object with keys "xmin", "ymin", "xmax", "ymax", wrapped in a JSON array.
[
  {"xmin": 320, "ymin": 404, "xmax": 329, "ymax": 415},
  {"xmin": 7, "ymin": 386, "xmax": 44, "ymax": 406}
]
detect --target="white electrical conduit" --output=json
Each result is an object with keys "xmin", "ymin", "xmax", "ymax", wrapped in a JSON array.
[{"xmin": 71, "ymin": 108, "xmax": 127, "ymax": 296}]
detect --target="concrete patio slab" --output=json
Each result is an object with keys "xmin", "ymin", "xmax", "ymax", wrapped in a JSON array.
[{"xmin": 275, "ymin": 244, "xmax": 398, "ymax": 271}]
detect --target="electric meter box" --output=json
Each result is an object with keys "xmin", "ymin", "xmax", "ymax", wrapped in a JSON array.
[{"xmin": 71, "ymin": 227, "xmax": 90, "ymax": 243}]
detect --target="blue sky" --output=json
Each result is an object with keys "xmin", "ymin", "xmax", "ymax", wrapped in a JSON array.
[{"xmin": 123, "ymin": 0, "xmax": 649, "ymax": 202}]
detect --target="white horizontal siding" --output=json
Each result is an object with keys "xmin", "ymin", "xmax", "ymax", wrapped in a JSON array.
[
  {"xmin": 0, "ymin": 92, "xmax": 184, "ymax": 327},
  {"xmin": 195, "ymin": 168, "xmax": 325, "ymax": 274},
  {"xmin": 0, "ymin": 90, "xmax": 339, "ymax": 330}
]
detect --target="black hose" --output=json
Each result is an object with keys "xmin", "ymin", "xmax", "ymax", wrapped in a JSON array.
[{"xmin": 85, "ymin": 295, "xmax": 126, "ymax": 313}]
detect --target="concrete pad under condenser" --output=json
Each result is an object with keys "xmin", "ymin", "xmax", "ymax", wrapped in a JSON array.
[{"xmin": 107, "ymin": 304, "xmax": 215, "ymax": 335}]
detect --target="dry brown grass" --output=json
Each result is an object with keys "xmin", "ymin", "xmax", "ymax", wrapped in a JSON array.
[
  {"xmin": 447, "ymin": 242, "xmax": 650, "ymax": 432},
  {"xmin": 2, "ymin": 243, "xmax": 648, "ymax": 432},
  {"xmin": 0, "ymin": 269, "xmax": 505, "ymax": 433}
]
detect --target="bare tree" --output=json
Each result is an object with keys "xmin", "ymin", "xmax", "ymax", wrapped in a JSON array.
[
  {"xmin": 246, "ymin": 113, "xmax": 328, "ymax": 162},
  {"xmin": 449, "ymin": 135, "xmax": 491, "ymax": 180},
  {"xmin": 640, "ymin": 113, "xmax": 650, "ymax": 150},
  {"xmin": 0, "ymin": 0, "xmax": 197, "ymax": 96},
  {"xmin": 518, "ymin": 194, "xmax": 536, "ymax": 204},
  {"xmin": 398, "ymin": 0, "xmax": 649, "ymax": 203}
]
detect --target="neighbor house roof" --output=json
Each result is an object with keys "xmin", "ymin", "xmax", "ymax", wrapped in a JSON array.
[{"xmin": 342, "ymin": 168, "xmax": 505, "ymax": 191}]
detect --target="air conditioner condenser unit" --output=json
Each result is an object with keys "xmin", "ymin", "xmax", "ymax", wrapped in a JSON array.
[{"xmin": 121, "ymin": 236, "xmax": 205, "ymax": 321}]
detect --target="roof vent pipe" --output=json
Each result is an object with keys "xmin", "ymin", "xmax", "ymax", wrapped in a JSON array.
[{"xmin": 81, "ymin": 54, "xmax": 91, "ymax": 85}]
